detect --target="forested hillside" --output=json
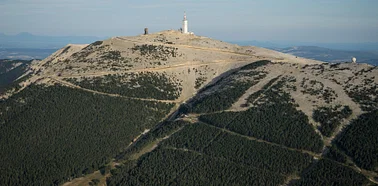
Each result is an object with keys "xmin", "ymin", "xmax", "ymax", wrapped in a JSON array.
[
  {"xmin": 0, "ymin": 59, "xmax": 31, "ymax": 93},
  {"xmin": 0, "ymin": 85, "xmax": 173, "ymax": 185},
  {"xmin": 107, "ymin": 61, "xmax": 378, "ymax": 186},
  {"xmin": 1, "ymin": 31, "xmax": 377, "ymax": 185}
]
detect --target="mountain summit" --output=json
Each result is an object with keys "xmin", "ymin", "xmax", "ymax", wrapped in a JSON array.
[
  {"xmin": 0, "ymin": 31, "xmax": 377, "ymax": 186},
  {"xmin": 27, "ymin": 30, "xmax": 321, "ymax": 102}
]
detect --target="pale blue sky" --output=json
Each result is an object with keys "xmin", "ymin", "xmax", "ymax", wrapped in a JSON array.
[{"xmin": 1, "ymin": 0, "xmax": 377, "ymax": 42}]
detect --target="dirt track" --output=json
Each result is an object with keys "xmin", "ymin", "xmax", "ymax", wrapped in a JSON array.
[{"xmin": 50, "ymin": 77, "xmax": 179, "ymax": 103}]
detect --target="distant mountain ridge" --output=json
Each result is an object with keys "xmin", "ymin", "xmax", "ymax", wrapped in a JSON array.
[
  {"xmin": 0, "ymin": 48, "xmax": 57, "ymax": 60},
  {"xmin": 230, "ymin": 41, "xmax": 378, "ymax": 66},
  {"xmin": 0, "ymin": 32, "xmax": 104, "ymax": 49},
  {"xmin": 275, "ymin": 46, "xmax": 378, "ymax": 66},
  {"xmin": 232, "ymin": 40, "xmax": 378, "ymax": 51}
]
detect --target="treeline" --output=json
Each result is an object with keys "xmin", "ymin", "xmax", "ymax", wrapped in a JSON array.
[
  {"xmin": 0, "ymin": 85, "xmax": 173, "ymax": 185},
  {"xmin": 191, "ymin": 69, "xmax": 267, "ymax": 113},
  {"xmin": 199, "ymin": 78, "xmax": 324, "ymax": 153},
  {"xmin": 65, "ymin": 71, "xmax": 182, "ymax": 100},
  {"xmin": 336, "ymin": 110, "xmax": 378, "ymax": 171},
  {"xmin": 293, "ymin": 159, "xmax": 369, "ymax": 185},
  {"xmin": 0, "ymin": 59, "xmax": 30, "ymax": 74},
  {"xmin": 313, "ymin": 105, "xmax": 352, "ymax": 137},
  {"xmin": 191, "ymin": 81, "xmax": 252, "ymax": 113},
  {"xmin": 131, "ymin": 44, "xmax": 179, "ymax": 61},
  {"xmin": 246, "ymin": 76, "xmax": 280, "ymax": 103},
  {"xmin": 194, "ymin": 76, "xmax": 207, "ymax": 89},
  {"xmin": 0, "ymin": 59, "xmax": 31, "ymax": 93},
  {"xmin": 107, "ymin": 122, "xmax": 313, "ymax": 185},
  {"xmin": 240, "ymin": 60, "xmax": 271, "ymax": 70},
  {"xmin": 346, "ymin": 77, "xmax": 378, "ymax": 111}
]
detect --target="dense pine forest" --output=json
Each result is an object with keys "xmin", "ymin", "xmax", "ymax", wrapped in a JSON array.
[
  {"xmin": 65, "ymin": 72, "xmax": 182, "ymax": 100},
  {"xmin": 312, "ymin": 105, "xmax": 352, "ymax": 137},
  {"xmin": 0, "ymin": 59, "xmax": 31, "ymax": 93},
  {"xmin": 106, "ymin": 60, "xmax": 377, "ymax": 186},
  {"xmin": 191, "ymin": 61, "xmax": 269, "ymax": 113},
  {"xmin": 198, "ymin": 77, "xmax": 324, "ymax": 152},
  {"xmin": 0, "ymin": 85, "xmax": 173, "ymax": 185},
  {"xmin": 293, "ymin": 159, "xmax": 370, "ymax": 185},
  {"xmin": 336, "ymin": 110, "xmax": 378, "ymax": 171},
  {"xmin": 1, "ymin": 57, "xmax": 377, "ymax": 186},
  {"xmin": 107, "ymin": 123, "xmax": 314, "ymax": 185}
]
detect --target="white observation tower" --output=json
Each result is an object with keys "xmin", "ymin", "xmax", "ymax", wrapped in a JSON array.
[{"xmin": 182, "ymin": 12, "xmax": 188, "ymax": 34}]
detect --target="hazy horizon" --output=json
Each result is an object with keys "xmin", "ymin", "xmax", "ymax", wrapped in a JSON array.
[
  {"xmin": 2, "ymin": 31, "xmax": 378, "ymax": 45},
  {"xmin": 1, "ymin": 0, "xmax": 377, "ymax": 43},
  {"xmin": 2, "ymin": 31, "xmax": 378, "ymax": 51}
]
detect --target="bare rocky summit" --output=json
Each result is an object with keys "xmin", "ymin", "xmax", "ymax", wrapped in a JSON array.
[{"xmin": 8, "ymin": 30, "xmax": 321, "ymax": 101}]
